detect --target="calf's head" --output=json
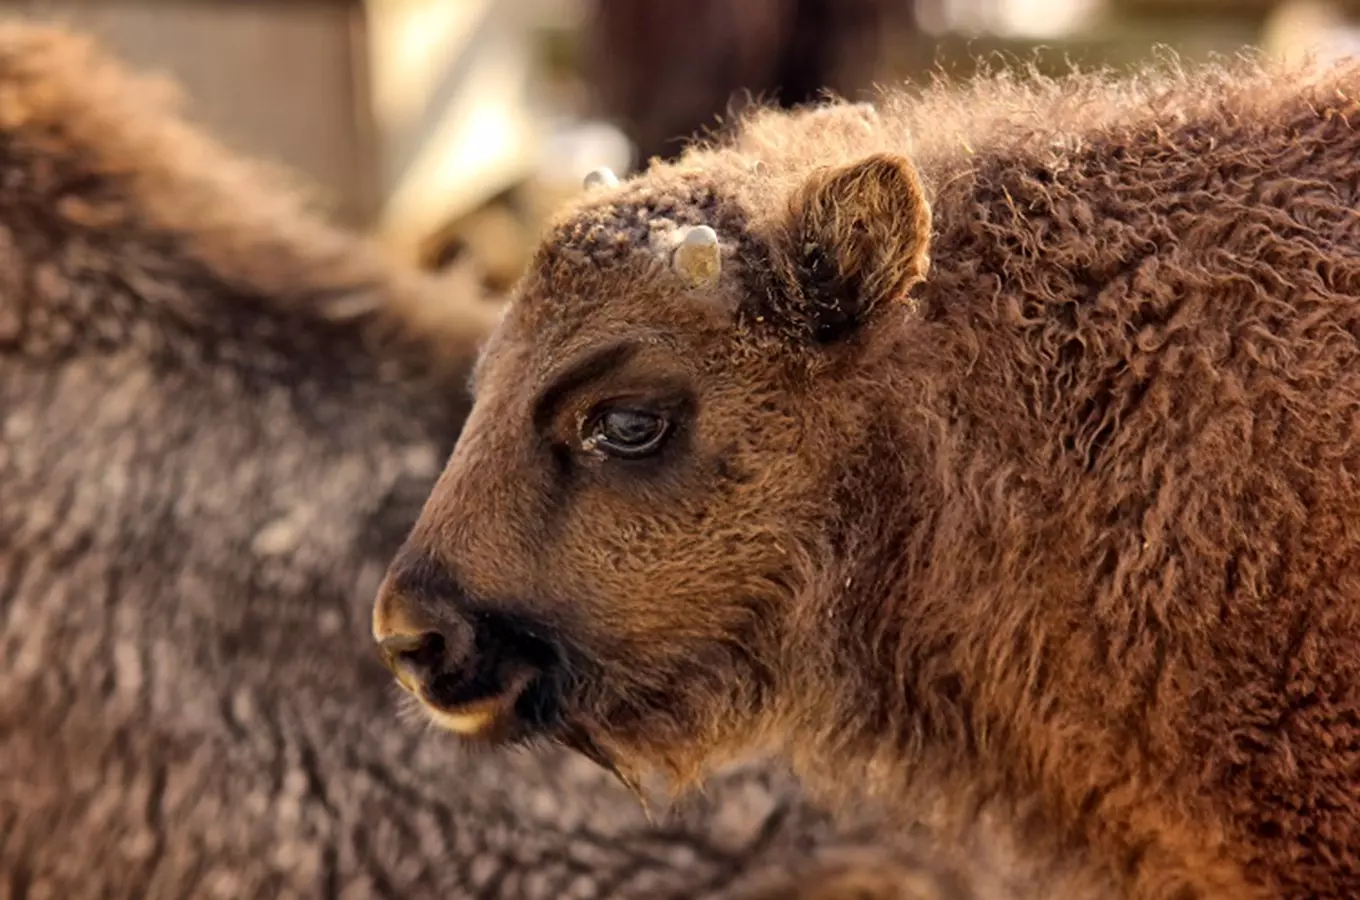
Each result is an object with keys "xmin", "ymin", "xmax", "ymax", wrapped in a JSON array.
[{"xmin": 373, "ymin": 147, "xmax": 932, "ymax": 786}]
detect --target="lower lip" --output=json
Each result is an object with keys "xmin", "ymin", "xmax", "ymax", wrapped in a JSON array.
[
  {"xmin": 426, "ymin": 701, "xmax": 501, "ymax": 736},
  {"xmin": 419, "ymin": 668, "xmax": 537, "ymax": 738}
]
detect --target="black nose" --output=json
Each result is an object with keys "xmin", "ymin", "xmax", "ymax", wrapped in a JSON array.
[
  {"xmin": 373, "ymin": 554, "xmax": 563, "ymax": 725},
  {"xmin": 378, "ymin": 630, "xmax": 451, "ymax": 687},
  {"xmin": 373, "ymin": 553, "xmax": 477, "ymax": 685}
]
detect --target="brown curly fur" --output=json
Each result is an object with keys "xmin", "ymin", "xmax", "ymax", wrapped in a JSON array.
[{"xmin": 380, "ymin": 51, "xmax": 1360, "ymax": 900}]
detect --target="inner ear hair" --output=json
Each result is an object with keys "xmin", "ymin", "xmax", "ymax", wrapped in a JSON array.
[{"xmin": 778, "ymin": 152, "xmax": 932, "ymax": 344}]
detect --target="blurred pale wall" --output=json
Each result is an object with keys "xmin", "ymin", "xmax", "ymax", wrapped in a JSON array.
[
  {"xmin": 1, "ymin": 0, "xmax": 381, "ymax": 227},
  {"xmin": 365, "ymin": 0, "xmax": 544, "ymax": 268},
  {"xmin": 0, "ymin": 0, "xmax": 555, "ymax": 265}
]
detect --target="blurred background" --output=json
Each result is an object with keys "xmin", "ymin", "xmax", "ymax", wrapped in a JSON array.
[{"xmin": 7, "ymin": 0, "xmax": 1358, "ymax": 300}]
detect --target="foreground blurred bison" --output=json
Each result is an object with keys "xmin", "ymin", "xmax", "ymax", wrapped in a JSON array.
[
  {"xmin": 375, "ymin": 57, "xmax": 1360, "ymax": 900},
  {"xmin": 0, "ymin": 22, "xmax": 959, "ymax": 900}
]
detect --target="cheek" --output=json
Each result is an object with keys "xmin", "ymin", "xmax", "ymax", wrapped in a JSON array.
[
  {"xmin": 541, "ymin": 399, "xmax": 821, "ymax": 649},
  {"xmin": 547, "ymin": 490, "xmax": 796, "ymax": 648}
]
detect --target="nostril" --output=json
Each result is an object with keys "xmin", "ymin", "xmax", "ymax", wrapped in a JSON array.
[{"xmin": 379, "ymin": 631, "xmax": 446, "ymax": 683}]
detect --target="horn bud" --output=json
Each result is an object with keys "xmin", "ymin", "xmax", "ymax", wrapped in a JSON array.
[
  {"xmin": 673, "ymin": 225, "xmax": 721, "ymax": 286},
  {"xmin": 583, "ymin": 167, "xmax": 619, "ymax": 190}
]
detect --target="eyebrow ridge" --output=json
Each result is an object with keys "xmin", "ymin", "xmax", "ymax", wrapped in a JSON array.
[{"xmin": 532, "ymin": 340, "xmax": 638, "ymax": 431}]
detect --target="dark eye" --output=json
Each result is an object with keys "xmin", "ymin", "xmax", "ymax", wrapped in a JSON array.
[{"xmin": 583, "ymin": 408, "xmax": 670, "ymax": 459}]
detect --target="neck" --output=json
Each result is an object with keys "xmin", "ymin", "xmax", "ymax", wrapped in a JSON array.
[
  {"xmin": 771, "ymin": 341, "xmax": 1170, "ymax": 898},
  {"xmin": 776, "ymin": 349, "xmax": 1008, "ymax": 818}
]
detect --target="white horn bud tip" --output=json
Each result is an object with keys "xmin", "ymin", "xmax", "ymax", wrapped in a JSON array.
[
  {"xmin": 673, "ymin": 225, "xmax": 722, "ymax": 285},
  {"xmin": 583, "ymin": 167, "xmax": 619, "ymax": 190}
]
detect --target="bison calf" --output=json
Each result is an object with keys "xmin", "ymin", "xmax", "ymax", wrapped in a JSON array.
[
  {"xmin": 377, "ymin": 58, "xmax": 1360, "ymax": 899},
  {"xmin": 0, "ymin": 22, "xmax": 956, "ymax": 900}
]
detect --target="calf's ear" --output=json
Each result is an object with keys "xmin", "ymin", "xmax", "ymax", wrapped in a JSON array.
[{"xmin": 767, "ymin": 153, "xmax": 931, "ymax": 344}]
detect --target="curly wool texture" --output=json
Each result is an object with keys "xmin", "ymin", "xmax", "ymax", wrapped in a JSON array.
[
  {"xmin": 765, "ymin": 60, "xmax": 1360, "ymax": 899},
  {"xmin": 501, "ymin": 55, "xmax": 1360, "ymax": 899}
]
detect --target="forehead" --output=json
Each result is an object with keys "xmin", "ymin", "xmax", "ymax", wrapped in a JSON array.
[{"xmin": 474, "ymin": 171, "xmax": 758, "ymax": 392}]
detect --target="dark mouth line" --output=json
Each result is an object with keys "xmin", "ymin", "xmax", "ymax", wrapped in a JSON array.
[
  {"xmin": 419, "ymin": 611, "xmax": 566, "ymax": 714},
  {"xmin": 426, "ymin": 666, "xmax": 509, "ymax": 710},
  {"xmin": 417, "ymin": 659, "xmax": 650, "ymax": 814},
  {"xmin": 419, "ymin": 668, "xmax": 556, "ymax": 742}
]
